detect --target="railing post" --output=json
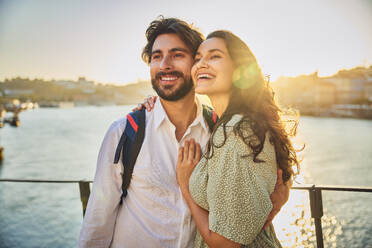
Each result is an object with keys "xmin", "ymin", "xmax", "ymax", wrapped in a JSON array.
[
  {"xmin": 309, "ymin": 186, "xmax": 324, "ymax": 248},
  {"xmin": 79, "ymin": 181, "xmax": 91, "ymax": 217}
]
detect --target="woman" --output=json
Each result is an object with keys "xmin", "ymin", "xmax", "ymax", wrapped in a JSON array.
[
  {"xmin": 175, "ymin": 30, "xmax": 299, "ymax": 248},
  {"xmin": 138, "ymin": 30, "xmax": 299, "ymax": 247}
]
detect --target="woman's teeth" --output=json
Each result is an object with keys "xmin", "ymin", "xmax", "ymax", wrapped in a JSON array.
[{"xmin": 198, "ymin": 74, "xmax": 213, "ymax": 79}]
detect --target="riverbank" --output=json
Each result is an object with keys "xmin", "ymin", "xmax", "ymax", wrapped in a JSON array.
[
  {"xmin": 0, "ymin": 106, "xmax": 371, "ymax": 247},
  {"xmin": 299, "ymin": 104, "xmax": 372, "ymax": 120}
]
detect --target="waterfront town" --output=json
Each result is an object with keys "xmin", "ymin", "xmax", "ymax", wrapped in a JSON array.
[
  {"xmin": 1, "ymin": 65, "xmax": 372, "ymax": 119},
  {"xmin": 271, "ymin": 65, "xmax": 372, "ymax": 118}
]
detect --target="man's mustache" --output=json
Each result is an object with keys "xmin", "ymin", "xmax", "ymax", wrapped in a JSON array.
[{"xmin": 155, "ymin": 71, "xmax": 184, "ymax": 80}]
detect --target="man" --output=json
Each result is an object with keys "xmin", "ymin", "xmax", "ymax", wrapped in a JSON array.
[{"xmin": 79, "ymin": 17, "xmax": 289, "ymax": 248}]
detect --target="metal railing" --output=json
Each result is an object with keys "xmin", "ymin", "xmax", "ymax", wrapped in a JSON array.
[
  {"xmin": 291, "ymin": 184, "xmax": 372, "ymax": 248},
  {"xmin": 0, "ymin": 178, "xmax": 371, "ymax": 248}
]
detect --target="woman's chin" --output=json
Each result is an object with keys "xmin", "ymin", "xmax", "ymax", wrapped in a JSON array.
[{"xmin": 195, "ymin": 84, "xmax": 213, "ymax": 95}]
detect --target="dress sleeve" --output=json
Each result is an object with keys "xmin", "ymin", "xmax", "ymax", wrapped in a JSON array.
[
  {"xmin": 78, "ymin": 119, "xmax": 125, "ymax": 248},
  {"xmin": 206, "ymin": 127, "xmax": 275, "ymax": 245}
]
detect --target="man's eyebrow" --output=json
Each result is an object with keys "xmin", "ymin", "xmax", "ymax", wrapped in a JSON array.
[
  {"xmin": 151, "ymin": 49, "xmax": 162, "ymax": 55},
  {"xmin": 169, "ymin": 47, "xmax": 189, "ymax": 53},
  {"xmin": 151, "ymin": 47, "xmax": 189, "ymax": 55}
]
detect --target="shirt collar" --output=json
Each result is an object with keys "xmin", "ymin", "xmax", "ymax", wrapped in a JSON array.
[
  {"xmin": 152, "ymin": 96, "xmax": 210, "ymax": 134},
  {"xmin": 153, "ymin": 98, "xmax": 168, "ymax": 129},
  {"xmin": 193, "ymin": 96, "xmax": 210, "ymax": 134}
]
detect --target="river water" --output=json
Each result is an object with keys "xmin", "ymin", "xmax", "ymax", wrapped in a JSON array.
[{"xmin": 0, "ymin": 106, "xmax": 371, "ymax": 248}]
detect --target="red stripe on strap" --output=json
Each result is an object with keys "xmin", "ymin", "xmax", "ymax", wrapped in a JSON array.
[
  {"xmin": 126, "ymin": 114, "xmax": 138, "ymax": 132},
  {"xmin": 212, "ymin": 112, "xmax": 217, "ymax": 123}
]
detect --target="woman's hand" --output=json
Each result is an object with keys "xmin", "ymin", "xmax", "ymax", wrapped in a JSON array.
[
  {"xmin": 177, "ymin": 139, "xmax": 241, "ymax": 248},
  {"xmin": 262, "ymin": 169, "xmax": 292, "ymax": 230},
  {"xmin": 176, "ymin": 138, "xmax": 201, "ymax": 192},
  {"xmin": 132, "ymin": 95, "xmax": 157, "ymax": 112}
]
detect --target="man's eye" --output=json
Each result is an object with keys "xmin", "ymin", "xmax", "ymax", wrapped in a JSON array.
[
  {"xmin": 152, "ymin": 54, "xmax": 161, "ymax": 60},
  {"xmin": 174, "ymin": 53, "xmax": 184, "ymax": 58}
]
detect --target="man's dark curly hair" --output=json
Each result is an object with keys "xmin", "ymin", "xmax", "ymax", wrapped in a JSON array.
[{"xmin": 142, "ymin": 16, "xmax": 204, "ymax": 64}]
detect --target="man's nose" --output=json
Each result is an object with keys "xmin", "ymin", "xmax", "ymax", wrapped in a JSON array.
[{"xmin": 160, "ymin": 55, "xmax": 173, "ymax": 70}]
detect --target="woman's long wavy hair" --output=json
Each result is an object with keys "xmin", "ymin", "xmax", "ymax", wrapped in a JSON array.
[{"xmin": 205, "ymin": 30, "xmax": 300, "ymax": 183}]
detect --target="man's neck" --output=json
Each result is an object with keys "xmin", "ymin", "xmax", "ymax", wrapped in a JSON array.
[{"xmin": 160, "ymin": 92, "xmax": 197, "ymax": 142}]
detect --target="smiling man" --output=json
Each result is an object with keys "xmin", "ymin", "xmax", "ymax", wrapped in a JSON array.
[
  {"xmin": 78, "ymin": 17, "xmax": 289, "ymax": 248},
  {"xmin": 150, "ymin": 34, "xmax": 194, "ymax": 101}
]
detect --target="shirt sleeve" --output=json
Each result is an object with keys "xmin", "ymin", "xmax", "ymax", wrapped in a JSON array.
[
  {"xmin": 206, "ymin": 126, "xmax": 275, "ymax": 245},
  {"xmin": 78, "ymin": 119, "xmax": 125, "ymax": 248}
]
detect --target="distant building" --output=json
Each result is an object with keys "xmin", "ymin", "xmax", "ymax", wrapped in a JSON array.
[
  {"xmin": 77, "ymin": 77, "xmax": 95, "ymax": 86},
  {"xmin": 4, "ymin": 89, "xmax": 34, "ymax": 96},
  {"xmin": 350, "ymin": 77, "xmax": 365, "ymax": 101},
  {"xmin": 82, "ymin": 88, "xmax": 96, "ymax": 94},
  {"xmin": 273, "ymin": 73, "xmax": 336, "ymax": 108},
  {"xmin": 54, "ymin": 80, "xmax": 77, "ymax": 89},
  {"xmin": 314, "ymin": 80, "xmax": 336, "ymax": 107},
  {"xmin": 323, "ymin": 73, "xmax": 368, "ymax": 104},
  {"xmin": 365, "ymin": 83, "xmax": 372, "ymax": 102},
  {"xmin": 77, "ymin": 77, "xmax": 96, "ymax": 94}
]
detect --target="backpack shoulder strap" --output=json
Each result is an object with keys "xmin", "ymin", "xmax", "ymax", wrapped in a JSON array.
[
  {"xmin": 113, "ymin": 108, "xmax": 146, "ymax": 204},
  {"xmin": 202, "ymin": 104, "xmax": 218, "ymax": 132}
]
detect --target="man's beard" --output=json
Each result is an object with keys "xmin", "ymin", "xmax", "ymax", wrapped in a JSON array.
[{"xmin": 151, "ymin": 71, "xmax": 194, "ymax": 101}]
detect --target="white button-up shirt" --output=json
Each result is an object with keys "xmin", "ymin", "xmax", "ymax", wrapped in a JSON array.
[{"xmin": 79, "ymin": 98, "xmax": 211, "ymax": 248}]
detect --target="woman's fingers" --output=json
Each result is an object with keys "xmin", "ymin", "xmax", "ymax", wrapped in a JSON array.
[
  {"xmin": 148, "ymin": 95, "xmax": 157, "ymax": 109},
  {"xmin": 144, "ymin": 102, "xmax": 151, "ymax": 111},
  {"xmin": 180, "ymin": 139, "xmax": 201, "ymax": 167},
  {"xmin": 178, "ymin": 146, "xmax": 184, "ymax": 163},
  {"xmin": 183, "ymin": 141, "xmax": 189, "ymax": 162},
  {"xmin": 146, "ymin": 95, "xmax": 157, "ymax": 110},
  {"xmin": 145, "ymin": 96, "xmax": 152, "ymax": 110},
  {"xmin": 194, "ymin": 142, "xmax": 201, "ymax": 162},
  {"xmin": 188, "ymin": 139, "xmax": 195, "ymax": 161},
  {"xmin": 133, "ymin": 95, "xmax": 157, "ymax": 112}
]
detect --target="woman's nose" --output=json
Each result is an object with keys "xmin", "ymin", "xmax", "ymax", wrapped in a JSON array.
[{"xmin": 195, "ymin": 57, "xmax": 208, "ymax": 69}]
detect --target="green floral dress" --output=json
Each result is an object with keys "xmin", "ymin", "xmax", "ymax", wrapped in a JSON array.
[{"xmin": 189, "ymin": 115, "xmax": 282, "ymax": 248}]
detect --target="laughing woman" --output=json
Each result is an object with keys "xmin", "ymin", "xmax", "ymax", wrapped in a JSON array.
[{"xmin": 176, "ymin": 30, "xmax": 299, "ymax": 248}]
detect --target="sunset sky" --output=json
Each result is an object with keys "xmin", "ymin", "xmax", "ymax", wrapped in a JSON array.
[{"xmin": 0, "ymin": 0, "xmax": 371, "ymax": 85}]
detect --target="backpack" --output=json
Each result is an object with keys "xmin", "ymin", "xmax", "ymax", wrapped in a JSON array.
[{"xmin": 113, "ymin": 105, "xmax": 218, "ymax": 204}]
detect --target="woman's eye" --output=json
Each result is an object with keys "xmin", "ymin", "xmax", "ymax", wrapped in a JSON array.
[
  {"xmin": 211, "ymin": 55, "xmax": 221, "ymax": 59},
  {"xmin": 175, "ymin": 53, "xmax": 184, "ymax": 58},
  {"xmin": 194, "ymin": 58, "xmax": 201, "ymax": 63}
]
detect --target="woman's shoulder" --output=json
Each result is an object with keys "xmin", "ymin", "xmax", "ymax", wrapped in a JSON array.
[
  {"xmin": 213, "ymin": 115, "xmax": 240, "ymax": 146},
  {"xmin": 225, "ymin": 114, "xmax": 244, "ymax": 127},
  {"xmin": 214, "ymin": 114, "xmax": 248, "ymax": 135},
  {"xmin": 214, "ymin": 114, "xmax": 275, "ymax": 158},
  {"xmin": 216, "ymin": 114, "xmax": 255, "ymax": 139},
  {"xmin": 212, "ymin": 114, "xmax": 253, "ymax": 152}
]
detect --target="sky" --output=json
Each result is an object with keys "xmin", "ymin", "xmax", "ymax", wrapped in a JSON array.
[{"xmin": 0, "ymin": 0, "xmax": 371, "ymax": 85}]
